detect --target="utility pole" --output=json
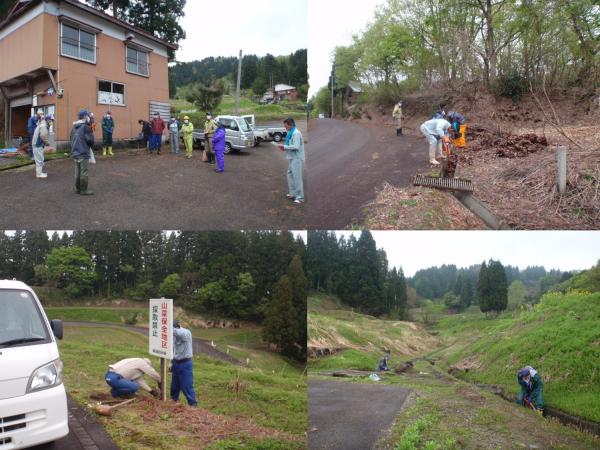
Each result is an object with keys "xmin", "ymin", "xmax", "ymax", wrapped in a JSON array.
[
  {"xmin": 330, "ymin": 66, "xmax": 335, "ymax": 118},
  {"xmin": 235, "ymin": 49, "xmax": 242, "ymax": 115}
]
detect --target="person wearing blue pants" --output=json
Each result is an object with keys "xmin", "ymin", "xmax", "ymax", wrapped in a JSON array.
[
  {"xmin": 212, "ymin": 121, "xmax": 226, "ymax": 173},
  {"xmin": 171, "ymin": 320, "xmax": 197, "ymax": 406},
  {"xmin": 105, "ymin": 357, "xmax": 161, "ymax": 398}
]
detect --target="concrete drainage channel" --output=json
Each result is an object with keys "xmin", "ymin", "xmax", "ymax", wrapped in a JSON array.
[{"xmin": 452, "ymin": 191, "xmax": 510, "ymax": 230}]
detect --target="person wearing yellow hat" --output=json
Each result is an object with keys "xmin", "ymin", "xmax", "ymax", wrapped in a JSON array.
[{"xmin": 181, "ymin": 115, "xmax": 194, "ymax": 159}]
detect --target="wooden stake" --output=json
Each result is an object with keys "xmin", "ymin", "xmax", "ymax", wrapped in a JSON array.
[
  {"xmin": 557, "ymin": 146, "xmax": 567, "ymax": 195},
  {"xmin": 160, "ymin": 358, "xmax": 167, "ymax": 401}
]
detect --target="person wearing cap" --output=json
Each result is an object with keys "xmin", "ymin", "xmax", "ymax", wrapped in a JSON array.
[
  {"xmin": 170, "ymin": 320, "xmax": 197, "ymax": 406},
  {"xmin": 277, "ymin": 117, "xmax": 305, "ymax": 203},
  {"xmin": 150, "ymin": 112, "xmax": 165, "ymax": 154},
  {"xmin": 377, "ymin": 354, "xmax": 390, "ymax": 372},
  {"xmin": 105, "ymin": 357, "xmax": 162, "ymax": 398},
  {"xmin": 168, "ymin": 116, "xmax": 180, "ymax": 154},
  {"xmin": 31, "ymin": 114, "xmax": 53, "ymax": 178},
  {"xmin": 419, "ymin": 117, "xmax": 452, "ymax": 165},
  {"xmin": 27, "ymin": 110, "xmax": 44, "ymax": 159},
  {"xmin": 517, "ymin": 366, "xmax": 544, "ymax": 412},
  {"xmin": 203, "ymin": 112, "xmax": 217, "ymax": 164},
  {"xmin": 180, "ymin": 116, "xmax": 194, "ymax": 159},
  {"xmin": 392, "ymin": 101, "xmax": 403, "ymax": 135},
  {"xmin": 212, "ymin": 120, "xmax": 226, "ymax": 172},
  {"xmin": 102, "ymin": 111, "xmax": 115, "ymax": 157},
  {"xmin": 70, "ymin": 109, "xmax": 95, "ymax": 195}
]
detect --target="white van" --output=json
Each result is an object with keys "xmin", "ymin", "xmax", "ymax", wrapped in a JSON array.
[{"xmin": 0, "ymin": 280, "xmax": 68, "ymax": 449}]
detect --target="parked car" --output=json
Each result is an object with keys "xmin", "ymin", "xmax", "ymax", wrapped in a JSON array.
[
  {"xmin": 242, "ymin": 115, "xmax": 287, "ymax": 143},
  {"xmin": 192, "ymin": 115, "xmax": 254, "ymax": 154},
  {"xmin": 0, "ymin": 279, "xmax": 68, "ymax": 449}
]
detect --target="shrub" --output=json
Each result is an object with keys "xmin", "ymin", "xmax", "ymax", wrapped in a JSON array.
[{"xmin": 496, "ymin": 72, "xmax": 527, "ymax": 102}]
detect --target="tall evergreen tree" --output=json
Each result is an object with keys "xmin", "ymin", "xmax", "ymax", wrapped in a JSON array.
[
  {"xmin": 487, "ymin": 259, "xmax": 508, "ymax": 313},
  {"xmin": 262, "ymin": 275, "xmax": 299, "ymax": 358},
  {"xmin": 477, "ymin": 261, "xmax": 491, "ymax": 314}
]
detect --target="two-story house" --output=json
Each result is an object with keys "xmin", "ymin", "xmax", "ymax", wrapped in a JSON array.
[{"xmin": 0, "ymin": 0, "xmax": 177, "ymax": 147}]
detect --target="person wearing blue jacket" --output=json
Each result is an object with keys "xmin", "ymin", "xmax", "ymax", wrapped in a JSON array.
[
  {"xmin": 212, "ymin": 121, "xmax": 226, "ymax": 173},
  {"xmin": 101, "ymin": 111, "xmax": 115, "ymax": 157},
  {"xmin": 278, "ymin": 117, "xmax": 305, "ymax": 203},
  {"xmin": 70, "ymin": 109, "xmax": 95, "ymax": 195},
  {"xmin": 516, "ymin": 366, "xmax": 544, "ymax": 412},
  {"xmin": 27, "ymin": 110, "xmax": 43, "ymax": 159}
]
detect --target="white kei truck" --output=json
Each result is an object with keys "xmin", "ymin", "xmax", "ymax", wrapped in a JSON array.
[{"xmin": 0, "ymin": 280, "xmax": 68, "ymax": 449}]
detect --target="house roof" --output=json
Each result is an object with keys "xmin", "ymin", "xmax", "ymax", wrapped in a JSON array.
[
  {"xmin": 0, "ymin": 0, "xmax": 178, "ymax": 51},
  {"xmin": 274, "ymin": 84, "xmax": 295, "ymax": 92}
]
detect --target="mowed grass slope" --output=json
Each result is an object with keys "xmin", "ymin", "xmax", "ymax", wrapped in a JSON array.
[
  {"xmin": 434, "ymin": 291, "xmax": 600, "ymax": 422},
  {"xmin": 60, "ymin": 326, "xmax": 306, "ymax": 449},
  {"xmin": 47, "ymin": 306, "xmax": 147, "ymax": 324},
  {"xmin": 308, "ymin": 293, "xmax": 440, "ymax": 371}
]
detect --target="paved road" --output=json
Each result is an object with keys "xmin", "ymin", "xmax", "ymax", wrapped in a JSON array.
[
  {"xmin": 31, "ymin": 395, "xmax": 118, "ymax": 450},
  {"xmin": 64, "ymin": 321, "xmax": 241, "ymax": 365},
  {"xmin": 307, "ymin": 119, "xmax": 429, "ymax": 229},
  {"xmin": 0, "ymin": 133, "xmax": 305, "ymax": 230},
  {"xmin": 308, "ymin": 379, "xmax": 411, "ymax": 450}
]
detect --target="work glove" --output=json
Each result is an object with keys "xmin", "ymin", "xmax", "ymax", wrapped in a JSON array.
[
  {"xmin": 150, "ymin": 388, "xmax": 160, "ymax": 398},
  {"xmin": 442, "ymin": 136, "xmax": 451, "ymax": 144}
]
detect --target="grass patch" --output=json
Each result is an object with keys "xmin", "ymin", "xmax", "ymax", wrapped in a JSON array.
[
  {"xmin": 46, "ymin": 306, "xmax": 148, "ymax": 324},
  {"xmin": 60, "ymin": 326, "xmax": 306, "ymax": 448}
]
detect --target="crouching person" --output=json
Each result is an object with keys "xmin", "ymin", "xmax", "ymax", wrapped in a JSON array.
[
  {"xmin": 516, "ymin": 366, "xmax": 544, "ymax": 413},
  {"xmin": 105, "ymin": 357, "xmax": 162, "ymax": 398},
  {"xmin": 70, "ymin": 110, "xmax": 95, "ymax": 195}
]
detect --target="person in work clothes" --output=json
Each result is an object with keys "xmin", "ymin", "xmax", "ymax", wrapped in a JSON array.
[
  {"xmin": 180, "ymin": 116, "xmax": 194, "ymax": 159},
  {"xmin": 170, "ymin": 320, "xmax": 197, "ymax": 406},
  {"xmin": 27, "ymin": 110, "xmax": 43, "ymax": 159},
  {"xmin": 32, "ymin": 114, "xmax": 53, "ymax": 179},
  {"xmin": 70, "ymin": 109, "xmax": 95, "ymax": 195},
  {"xmin": 150, "ymin": 112, "xmax": 165, "ymax": 154},
  {"xmin": 138, "ymin": 119, "xmax": 151, "ymax": 149},
  {"xmin": 377, "ymin": 354, "xmax": 390, "ymax": 372},
  {"xmin": 101, "ymin": 111, "xmax": 115, "ymax": 156},
  {"xmin": 517, "ymin": 366, "xmax": 544, "ymax": 412},
  {"xmin": 203, "ymin": 112, "xmax": 217, "ymax": 164},
  {"xmin": 169, "ymin": 116, "xmax": 180, "ymax": 154},
  {"xmin": 212, "ymin": 120, "xmax": 226, "ymax": 172},
  {"xmin": 419, "ymin": 117, "xmax": 452, "ymax": 165},
  {"xmin": 278, "ymin": 117, "xmax": 305, "ymax": 203},
  {"xmin": 105, "ymin": 357, "xmax": 161, "ymax": 398},
  {"xmin": 446, "ymin": 110, "xmax": 467, "ymax": 148},
  {"xmin": 392, "ymin": 101, "xmax": 403, "ymax": 135}
]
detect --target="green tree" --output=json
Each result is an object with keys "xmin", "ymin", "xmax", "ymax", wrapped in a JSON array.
[
  {"xmin": 262, "ymin": 275, "xmax": 300, "ymax": 359},
  {"xmin": 508, "ymin": 279, "xmax": 527, "ymax": 310},
  {"xmin": 158, "ymin": 273, "xmax": 182, "ymax": 299},
  {"xmin": 185, "ymin": 81, "xmax": 225, "ymax": 113},
  {"xmin": 443, "ymin": 291, "xmax": 462, "ymax": 311},
  {"xmin": 477, "ymin": 261, "xmax": 491, "ymax": 314},
  {"xmin": 46, "ymin": 247, "xmax": 95, "ymax": 298},
  {"xmin": 287, "ymin": 254, "xmax": 307, "ymax": 359}
]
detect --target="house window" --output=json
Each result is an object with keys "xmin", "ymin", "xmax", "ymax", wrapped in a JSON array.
[
  {"xmin": 98, "ymin": 80, "xmax": 125, "ymax": 106},
  {"xmin": 126, "ymin": 46, "xmax": 149, "ymax": 76},
  {"xmin": 61, "ymin": 23, "xmax": 96, "ymax": 63}
]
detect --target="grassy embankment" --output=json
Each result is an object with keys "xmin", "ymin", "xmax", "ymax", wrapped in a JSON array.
[
  {"xmin": 60, "ymin": 326, "xmax": 306, "ymax": 449},
  {"xmin": 308, "ymin": 291, "xmax": 600, "ymax": 449}
]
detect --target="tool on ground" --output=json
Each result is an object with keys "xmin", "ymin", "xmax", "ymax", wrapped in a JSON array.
[
  {"xmin": 413, "ymin": 138, "xmax": 474, "ymax": 192},
  {"xmin": 93, "ymin": 398, "xmax": 136, "ymax": 416}
]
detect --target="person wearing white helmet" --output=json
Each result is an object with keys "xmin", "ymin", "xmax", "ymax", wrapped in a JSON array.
[{"xmin": 181, "ymin": 115, "xmax": 194, "ymax": 159}]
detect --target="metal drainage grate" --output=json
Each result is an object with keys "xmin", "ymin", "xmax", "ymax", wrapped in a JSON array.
[{"xmin": 413, "ymin": 174, "xmax": 474, "ymax": 192}]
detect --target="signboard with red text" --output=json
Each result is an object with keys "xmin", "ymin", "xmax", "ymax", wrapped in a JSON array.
[{"xmin": 149, "ymin": 298, "xmax": 173, "ymax": 360}]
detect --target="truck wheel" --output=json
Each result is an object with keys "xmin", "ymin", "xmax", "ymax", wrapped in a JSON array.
[
  {"xmin": 224, "ymin": 142, "xmax": 232, "ymax": 154},
  {"xmin": 273, "ymin": 133, "xmax": 282, "ymax": 142}
]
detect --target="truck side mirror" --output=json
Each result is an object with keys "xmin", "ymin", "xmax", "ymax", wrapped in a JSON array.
[{"xmin": 50, "ymin": 319, "xmax": 63, "ymax": 340}]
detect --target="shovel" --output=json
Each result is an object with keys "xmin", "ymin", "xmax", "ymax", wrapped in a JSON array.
[{"xmin": 93, "ymin": 398, "xmax": 136, "ymax": 416}]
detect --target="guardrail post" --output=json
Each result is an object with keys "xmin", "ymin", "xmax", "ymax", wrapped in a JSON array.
[{"xmin": 556, "ymin": 146, "xmax": 567, "ymax": 195}]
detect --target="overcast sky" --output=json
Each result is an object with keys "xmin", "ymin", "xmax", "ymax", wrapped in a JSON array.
[
  {"xmin": 308, "ymin": 0, "xmax": 384, "ymax": 97},
  {"xmin": 336, "ymin": 231, "xmax": 600, "ymax": 277},
  {"xmin": 175, "ymin": 0, "xmax": 307, "ymax": 62}
]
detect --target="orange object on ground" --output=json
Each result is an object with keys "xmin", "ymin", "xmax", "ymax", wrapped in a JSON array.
[{"xmin": 453, "ymin": 124, "xmax": 467, "ymax": 148}]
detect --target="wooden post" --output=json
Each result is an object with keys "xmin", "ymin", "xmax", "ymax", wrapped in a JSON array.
[
  {"xmin": 160, "ymin": 357, "xmax": 167, "ymax": 401},
  {"xmin": 557, "ymin": 146, "xmax": 567, "ymax": 195}
]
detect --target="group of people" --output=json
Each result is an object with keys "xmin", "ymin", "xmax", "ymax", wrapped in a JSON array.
[
  {"xmin": 105, "ymin": 320, "xmax": 197, "ymax": 407},
  {"xmin": 391, "ymin": 101, "xmax": 467, "ymax": 165},
  {"xmin": 27, "ymin": 109, "xmax": 54, "ymax": 179}
]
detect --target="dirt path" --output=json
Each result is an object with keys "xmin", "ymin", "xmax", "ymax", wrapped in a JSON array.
[
  {"xmin": 0, "ymin": 136, "xmax": 305, "ymax": 230},
  {"xmin": 31, "ymin": 395, "xmax": 119, "ymax": 450},
  {"xmin": 64, "ymin": 322, "xmax": 241, "ymax": 365},
  {"xmin": 308, "ymin": 379, "xmax": 411, "ymax": 450},
  {"xmin": 307, "ymin": 118, "xmax": 430, "ymax": 228}
]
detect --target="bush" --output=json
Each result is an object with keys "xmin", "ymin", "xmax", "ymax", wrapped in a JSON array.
[{"xmin": 496, "ymin": 72, "xmax": 528, "ymax": 102}]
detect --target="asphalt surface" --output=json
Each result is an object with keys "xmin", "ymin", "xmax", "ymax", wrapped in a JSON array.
[
  {"xmin": 308, "ymin": 379, "xmax": 411, "ymax": 450},
  {"xmin": 307, "ymin": 119, "xmax": 429, "ymax": 229},
  {"xmin": 0, "ymin": 129, "xmax": 306, "ymax": 230},
  {"xmin": 64, "ymin": 321, "xmax": 241, "ymax": 365},
  {"xmin": 31, "ymin": 395, "xmax": 119, "ymax": 450}
]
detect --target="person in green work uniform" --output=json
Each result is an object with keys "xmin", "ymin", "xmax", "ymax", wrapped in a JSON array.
[
  {"xmin": 102, "ymin": 111, "xmax": 115, "ymax": 157},
  {"xmin": 517, "ymin": 366, "xmax": 544, "ymax": 412},
  {"xmin": 203, "ymin": 112, "xmax": 217, "ymax": 164},
  {"xmin": 181, "ymin": 116, "xmax": 194, "ymax": 159}
]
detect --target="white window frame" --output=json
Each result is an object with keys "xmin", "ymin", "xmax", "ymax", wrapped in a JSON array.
[
  {"xmin": 97, "ymin": 79, "xmax": 126, "ymax": 107},
  {"xmin": 60, "ymin": 22, "xmax": 97, "ymax": 64},
  {"xmin": 126, "ymin": 45, "xmax": 150, "ymax": 77}
]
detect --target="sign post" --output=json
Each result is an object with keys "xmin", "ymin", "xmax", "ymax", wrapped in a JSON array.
[{"xmin": 149, "ymin": 298, "xmax": 173, "ymax": 401}]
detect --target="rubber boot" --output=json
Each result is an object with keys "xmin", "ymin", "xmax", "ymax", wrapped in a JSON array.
[
  {"xmin": 75, "ymin": 166, "xmax": 81, "ymax": 194},
  {"xmin": 436, "ymin": 141, "xmax": 443, "ymax": 158},
  {"xmin": 399, "ymin": 127, "xmax": 403, "ymax": 135},
  {"xmin": 102, "ymin": 147, "xmax": 107, "ymax": 156},
  {"xmin": 36, "ymin": 166, "xmax": 48, "ymax": 178},
  {"xmin": 108, "ymin": 146, "xmax": 114, "ymax": 156},
  {"xmin": 429, "ymin": 144, "xmax": 440, "ymax": 165},
  {"xmin": 396, "ymin": 128, "xmax": 400, "ymax": 136},
  {"xmin": 79, "ymin": 177, "xmax": 94, "ymax": 195}
]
